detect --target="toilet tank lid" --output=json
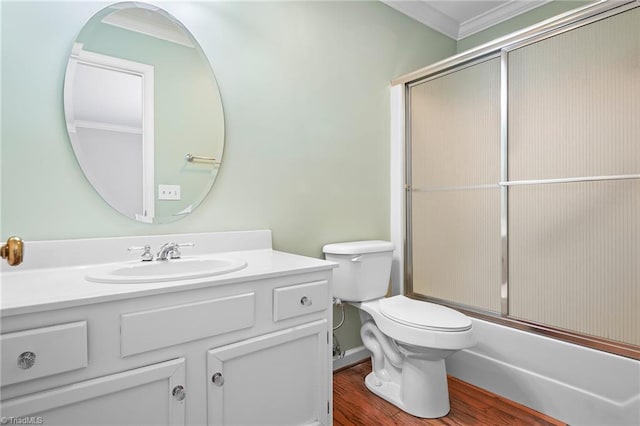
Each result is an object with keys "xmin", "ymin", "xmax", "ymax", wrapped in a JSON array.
[{"xmin": 323, "ymin": 240, "xmax": 395, "ymax": 255}]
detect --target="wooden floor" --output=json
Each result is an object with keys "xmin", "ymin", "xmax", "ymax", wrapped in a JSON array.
[{"xmin": 333, "ymin": 360, "xmax": 566, "ymax": 426}]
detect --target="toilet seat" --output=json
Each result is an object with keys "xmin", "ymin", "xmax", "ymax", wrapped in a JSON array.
[
  {"xmin": 358, "ymin": 296, "xmax": 475, "ymax": 350},
  {"xmin": 379, "ymin": 296, "xmax": 471, "ymax": 332}
]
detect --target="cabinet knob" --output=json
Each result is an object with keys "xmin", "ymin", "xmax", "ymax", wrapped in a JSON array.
[
  {"xmin": 17, "ymin": 351, "xmax": 36, "ymax": 369},
  {"xmin": 172, "ymin": 385, "xmax": 186, "ymax": 401},
  {"xmin": 300, "ymin": 296, "xmax": 312, "ymax": 307},
  {"xmin": 1, "ymin": 236, "xmax": 23, "ymax": 266},
  {"xmin": 212, "ymin": 372, "xmax": 224, "ymax": 386}
]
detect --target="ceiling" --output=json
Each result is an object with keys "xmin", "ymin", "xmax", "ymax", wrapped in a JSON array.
[{"xmin": 381, "ymin": 0, "xmax": 551, "ymax": 40}]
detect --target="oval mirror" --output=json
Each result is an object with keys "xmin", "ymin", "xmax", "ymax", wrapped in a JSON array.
[{"xmin": 63, "ymin": 2, "xmax": 224, "ymax": 223}]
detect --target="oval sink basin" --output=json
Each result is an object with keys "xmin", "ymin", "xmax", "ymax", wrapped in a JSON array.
[{"xmin": 86, "ymin": 257, "xmax": 247, "ymax": 284}]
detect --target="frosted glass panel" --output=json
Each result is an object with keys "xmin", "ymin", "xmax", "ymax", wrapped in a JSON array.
[
  {"xmin": 509, "ymin": 180, "xmax": 640, "ymax": 345},
  {"xmin": 410, "ymin": 57, "xmax": 501, "ymax": 312},
  {"xmin": 508, "ymin": 9, "xmax": 640, "ymax": 181},
  {"xmin": 411, "ymin": 58, "xmax": 500, "ymax": 188},
  {"xmin": 507, "ymin": 8, "xmax": 640, "ymax": 347},
  {"xmin": 412, "ymin": 189, "xmax": 501, "ymax": 313}
]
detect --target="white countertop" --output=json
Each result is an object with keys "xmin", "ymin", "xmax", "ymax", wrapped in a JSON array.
[{"xmin": 0, "ymin": 231, "xmax": 336, "ymax": 317}]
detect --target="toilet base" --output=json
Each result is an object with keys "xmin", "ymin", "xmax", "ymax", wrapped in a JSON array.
[
  {"xmin": 364, "ymin": 371, "xmax": 405, "ymax": 411},
  {"xmin": 364, "ymin": 355, "xmax": 451, "ymax": 419}
]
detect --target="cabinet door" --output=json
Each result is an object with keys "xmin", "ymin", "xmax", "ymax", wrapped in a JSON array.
[
  {"xmin": 207, "ymin": 320, "xmax": 329, "ymax": 426},
  {"xmin": 1, "ymin": 358, "xmax": 186, "ymax": 426}
]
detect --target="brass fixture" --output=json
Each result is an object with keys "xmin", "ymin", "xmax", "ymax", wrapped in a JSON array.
[{"xmin": 1, "ymin": 236, "xmax": 24, "ymax": 266}]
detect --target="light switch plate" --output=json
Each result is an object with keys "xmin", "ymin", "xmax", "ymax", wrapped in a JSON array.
[{"xmin": 158, "ymin": 184, "xmax": 181, "ymax": 200}]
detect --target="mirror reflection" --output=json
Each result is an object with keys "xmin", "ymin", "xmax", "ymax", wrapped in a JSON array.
[{"xmin": 64, "ymin": 2, "xmax": 224, "ymax": 223}]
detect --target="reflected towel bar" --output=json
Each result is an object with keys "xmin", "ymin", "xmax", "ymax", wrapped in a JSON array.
[{"xmin": 185, "ymin": 154, "xmax": 220, "ymax": 164}]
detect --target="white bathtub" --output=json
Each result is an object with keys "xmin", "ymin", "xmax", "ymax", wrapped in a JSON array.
[{"xmin": 445, "ymin": 318, "xmax": 640, "ymax": 426}]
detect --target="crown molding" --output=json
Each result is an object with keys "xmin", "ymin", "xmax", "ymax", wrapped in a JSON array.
[
  {"xmin": 458, "ymin": 0, "xmax": 552, "ymax": 39},
  {"xmin": 382, "ymin": 0, "xmax": 554, "ymax": 41},
  {"xmin": 381, "ymin": 0, "xmax": 460, "ymax": 39}
]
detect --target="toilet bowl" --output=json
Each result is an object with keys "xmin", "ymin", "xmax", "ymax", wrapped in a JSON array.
[
  {"xmin": 323, "ymin": 241, "xmax": 476, "ymax": 418},
  {"xmin": 356, "ymin": 295, "xmax": 475, "ymax": 418}
]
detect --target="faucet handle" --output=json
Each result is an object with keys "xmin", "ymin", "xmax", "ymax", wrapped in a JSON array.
[
  {"xmin": 170, "ymin": 242, "xmax": 194, "ymax": 259},
  {"xmin": 128, "ymin": 244, "xmax": 154, "ymax": 261}
]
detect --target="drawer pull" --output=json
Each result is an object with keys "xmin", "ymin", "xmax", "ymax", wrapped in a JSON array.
[
  {"xmin": 212, "ymin": 372, "xmax": 224, "ymax": 386},
  {"xmin": 172, "ymin": 385, "xmax": 186, "ymax": 401},
  {"xmin": 17, "ymin": 351, "xmax": 36, "ymax": 369},
  {"xmin": 273, "ymin": 280, "xmax": 327, "ymax": 322}
]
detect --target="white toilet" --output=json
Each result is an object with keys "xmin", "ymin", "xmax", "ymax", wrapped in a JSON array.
[{"xmin": 323, "ymin": 240, "xmax": 475, "ymax": 419}]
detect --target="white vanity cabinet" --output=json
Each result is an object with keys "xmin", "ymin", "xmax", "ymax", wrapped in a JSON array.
[
  {"xmin": 1, "ymin": 261, "xmax": 333, "ymax": 426},
  {"xmin": 207, "ymin": 279, "xmax": 331, "ymax": 426},
  {"xmin": 1, "ymin": 358, "xmax": 187, "ymax": 425},
  {"xmin": 207, "ymin": 320, "xmax": 329, "ymax": 425}
]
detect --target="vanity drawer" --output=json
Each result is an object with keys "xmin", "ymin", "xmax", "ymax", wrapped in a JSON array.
[
  {"xmin": 273, "ymin": 280, "xmax": 329, "ymax": 322},
  {"xmin": 121, "ymin": 292, "xmax": 255, "ymax": 357},
  {"xmin": 1, "ymin": 321, "xmax": 88, "ymax": 386}
]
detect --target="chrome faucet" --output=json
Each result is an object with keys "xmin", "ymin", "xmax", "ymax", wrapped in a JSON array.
[
  {"xmin": 156, "ymin": 242, "xmax": 194, "ymax": 261},
  {"xmin": 128, "ymin": 244, "xmax": 154, "ymax": 261}
]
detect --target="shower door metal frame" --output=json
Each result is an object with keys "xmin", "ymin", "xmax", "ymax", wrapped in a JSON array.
[{"xmin": 400, "ymin": 0, "xmax": 640, "ymax": 360}]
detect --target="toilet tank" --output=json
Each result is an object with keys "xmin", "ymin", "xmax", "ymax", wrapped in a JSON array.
[{"xmin": 323, "ymin": 240, "xmax": 395, "ymax": 302}]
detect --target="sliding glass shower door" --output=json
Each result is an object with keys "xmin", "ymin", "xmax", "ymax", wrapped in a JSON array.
[
  {"xmin": 407, "ymin": 7, "xmax": 640, "ymax": 353},
  {"xmin": 506, "ymin": 8, "xmax": 640, "ymax": 346}
]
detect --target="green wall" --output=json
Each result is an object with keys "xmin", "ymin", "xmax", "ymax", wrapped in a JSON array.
[
  {"xmin": 1, "ymin": 1, "xmax": 455, "ymax": 351},
  {"xmin": 1, "ymin": 0, "xmax": 454, "ymax": 246},
  {"xmin": 457, "ymin": 1, "xmax": 593, "ymax": 52}
]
